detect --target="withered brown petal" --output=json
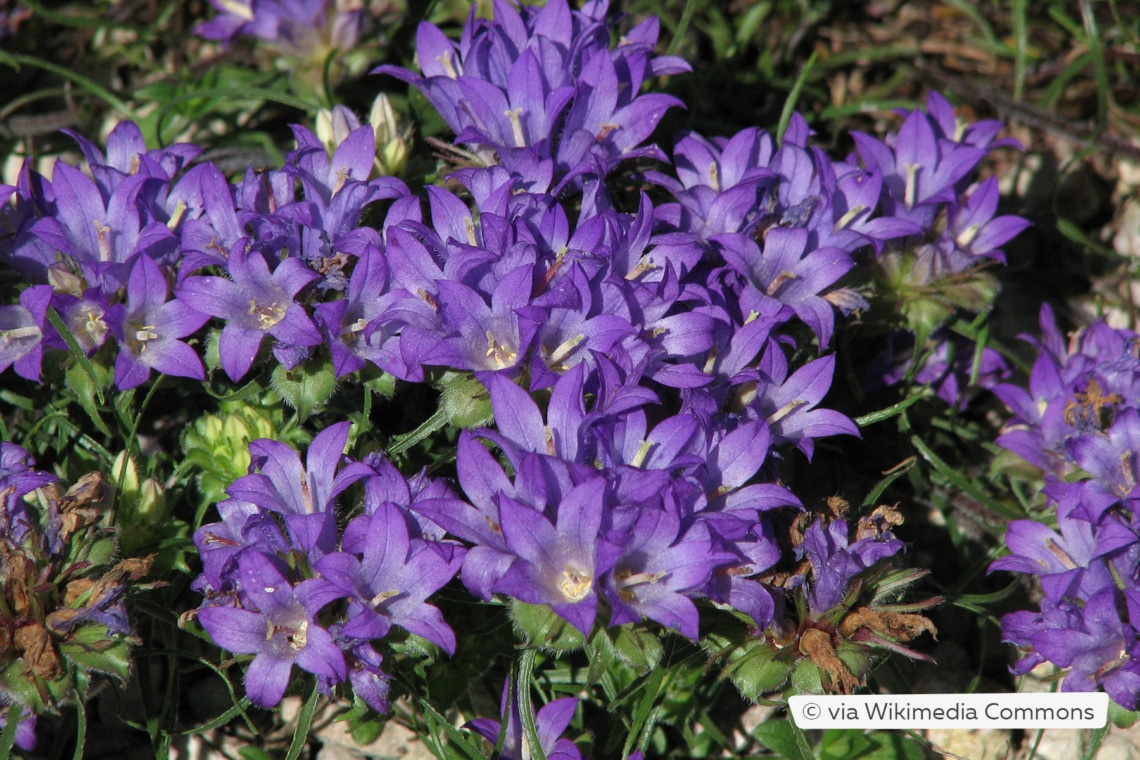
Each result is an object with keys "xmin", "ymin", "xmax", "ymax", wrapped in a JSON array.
[
  {"xmin": 839, "ymin": 606, "xmax": 938, "ymax": 642},
  {"xmin": 799, "ymin": 628, "xmax": 860, "ymax": 694},
  {"xmin": 14, "ymin": 623, "xmax": 61, "ymax": 679},
  {"xmin": 63, "ymin": 578, "xmax": 97, "ymax": 607}
]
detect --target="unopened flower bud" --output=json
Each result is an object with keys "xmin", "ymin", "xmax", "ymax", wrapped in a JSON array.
[
  {"xmin": 369, "ymin": 93, "xmax": 410, "ymax": 176},
  {"xmin": 135, "ymin": 479, "xmax": 167, "ymax": 527},
  {"xmin": 315, "ymin": 105, "xmax": 362, "ymax": 156}
]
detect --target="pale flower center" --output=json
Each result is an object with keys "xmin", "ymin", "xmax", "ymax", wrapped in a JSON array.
[
  {"xmin": 248, "ymin": 299, "xmax": 286, "ymax": 330},
  {"xmin": 558, "ymin": 564, "xmax": 592, "ymax": 602}
]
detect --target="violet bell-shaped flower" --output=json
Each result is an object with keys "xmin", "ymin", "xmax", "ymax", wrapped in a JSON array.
[
  {"xmin": 197, "ymin": 550, "xmax": 346, "ymax": 708},
  {"xmin": 0, "ymin": 285, "xmax": 52, "ymax": 382},
  {"xmin": 224, "ymin": 422, "xmax": 373, "ymax": 558},
  {"xmin": 107, "ymin": 254, "xmax": 209, "ymax": 389},
  {"xmin": 175, "ymin": 242, "xmax": 322, "ymax": 381},
  {"xmin": 296, "ymin": 502, "xmax": 465, "ymax": 654},
  {"xmin": 802, "ymin": 516, "xmax": 905, "ymax": 614},
  {"xmin": 492, "ymin": 477, "xmax": 621, "ymax": 636},
  {"xmin": 467, "ymin": 681, "xmax": 582, "ymax": 760}
]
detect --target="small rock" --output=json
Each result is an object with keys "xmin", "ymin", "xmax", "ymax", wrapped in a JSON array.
[{"xmin": 925, "ymin": 727, "xmax": 1013, "ymax": 760}]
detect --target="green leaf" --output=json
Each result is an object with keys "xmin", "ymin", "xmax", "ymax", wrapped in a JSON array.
[
  {"xmin": 416, "ymin": 695, "xmax": 488, "ymax": 760},
  {"xmin": 72, "ymin": 675, "xmax": 88, "ymax": 760},
  {"xmin": 517, "ymin": 649, "xmax": 548, "ymax": 760},
  {"xmin": 610, "ymin": 625, "xmax": 664, "ymax": 674},
  {"xmin": 1083, "ymin": 722, "xmax": 1109, "ymax": 760},
  {"xmin": 239, "ymin": 748, "xmax": 273, "ymax": 760},
  {"xmin": 284, "ymin": 680, "xmax": 319, "ymax": 760},
  {"xmin": 791, "ymin": 659, "xmax": 825, "ymax": 694},
  {"xmin": 752, "ymin": 719, "xmax": 814, "ymax": 760},
  {"xmin": 585, "ymin": 626, "xmax": 618, "ymax": 685},
  {"xmin": 0, "ymin": 661, "xmax": 46, "ymax": 714},
  {"xmin": 952, "ymin": 581, "xmax": 1019, "ymax": 613},
  {"xmin": 910, "ymin": 434, "xmax": 1024, "ymax": 519},
  {"xmin": 84, "ymin": 535, "xmax": 119, "ymax": 567},
  {"xmin": 623, "ymin": 661, "xmax": 670, "ymax": 759},
  {"xmin": 777, "ymin": 51, "xmax": 818, "ymax": 145},
  {"xmin": 510, "ymin": 601, "xmax": 586, "ymax": 652},
  {"xmin": 0, "ymin": 705, "xmax": 22, "ymax": 757},
  {"xmin": 860, "ymin": 731, "xmax": 927, "ymax": 760},
  {"xmin": 821, "ymin": 728, "xmax": 872, "ymax": 760},
  {"xmin": 59, "ymin": 627, "xmax": 133, "ymax": 682},
  {"xmin": 1109, "ymin": 701, "xmax": 1139, "ymax": 729},
  {"xmin": 855, "ymin": 391, "xmax": 928, "ymax": 428},
  {"xmin": 64, "ymin": 360, "xmax": 112, "ymax": 437},
  {"xmin": 722, "ymin": 644, "xmax": 791, "ymax": 701},
  {"xmin": 271, "ymin": 358, "xmax": 337, "ymax": 421},
  {"xmin": 0, "ymin": 51, "xmax": 135, "ymax": 118}
]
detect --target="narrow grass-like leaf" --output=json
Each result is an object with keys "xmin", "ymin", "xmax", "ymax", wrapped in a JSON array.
[
  {"xmin": 855, "ymin": 389, "xmax": 929, "ymax": 428},
  {"xmin": 155, "ymin": 85, "xmax": 318, "ymax": 143},
  {"xmin": 666, "ymin": 0, "xmax": 700, "ymax": 56},
  {"xmin": 941, "ymin": 0, "xmax": 997, "ymax": 43},
  {"xmin": 1083, "ymin": 722, "xmax": 1109, "ymax": 760},
  {"xmin": 819, "ymin": 99, "xmax": 918, "ymax": 121},
  {"xmin": 1041, "ymin": 51, "xmax": 1093, "ymax": 109},
  {"xmin": 910, "ymin": 434, "xmax": 1024, "ymax": 519},
  {"xmin": 72, "ymin": 690, "xmax": 88, "ymax": 760},
  {"xmin": 1057, "ymin": 218, "xmax": 1119, "ymax": 258},
  {"xmin": 623, "ymin": 663, "xmax": 670, "ymax": 759},
  {"xmin": 2, "ymin": 51, "xmax": 135, "ymax": 118},
  {"xmin": 204, "ymin": 376, "xmax": 265, "ymax": 402},
  {"xmin": 1012, "ymin": 0, "xmax": 1029, "ymax": 100},
  {"xmin": 952, "ymin": 581, "xmax": 1019, "ymax": 613},
  {"xmin": 388, "ymin": 407, "xmax": 448, "ymax": 457},
  {"xmin": 777, "ymin": 51, "xmax": 818, "ymax": 145},
  {"xmin": 114, "ymin": 377, "xmax": 163, "ymax": 520},
  {"xmin": 968, "ymin": 322, "xmax": 990, "ymax": 387},
  {"xmin": 518, "ymin": 649, "xmax": 548, "ymax": 760},
  {"xmin": 1080, "ymin": 0, "xmax": 1109, "ymax": 127},
  {"xmin": 860, "ymin": 456, "xmax": 916, "ymax": 509},
  {"xmin": 284, "ymin": 680, "xmax": 319, "ymax": 760},
  {"xmin": 417, "ymin": 695, "xmax": 489, "ymax": 760}
]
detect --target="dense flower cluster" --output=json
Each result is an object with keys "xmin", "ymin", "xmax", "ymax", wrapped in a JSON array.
[
  {"xmin": 196, "ymin": 0, "xmax": 363, "ymax": 52},
  {"xmin": 0, "ymin": 445, "xmax": 156, "ymax": 752},
  {"xmin": 192, "ymin": 422, "xmax": 464, "ymax": 710},
  {"xmin": 0, "ymin": 0, "xmax": 1035, "ymax": 742},
  {"xmin": 989, "ymin": 307, "xmax": 1140, "ymax": 708}
]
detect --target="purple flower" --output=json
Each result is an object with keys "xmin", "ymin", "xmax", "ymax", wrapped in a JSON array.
[
  {"xmin": 0, "ymin": 442, "xmax": 58, "ymax": 543},
  {"xmin": 176, "ymin": 244, "xmax": 321, "ymax": 381},
  {"xmin": 108, "ymin": 255, "xmax": 209, "ymax": 389},
  {"xmin": 853, "ymin": 105, "xmax": 986, "ymax": 226},
  {"xmin": 492, "ymin": 478, "xmax": 620, "ymax": 635},
  {"xmin": 605, "ymin": 509, "xmax": 730, "ymax": 640},
  {"xmin": 0, "ymin": 285, "xmax": 52, "ymax": 381},
  {"xmin": 374, "ymin": 0, "xmax": 687, "ymax": 181},
  {"xmin": 802, "ymin": 517, "xmax": 904, "ymax": 613},
  {"xmin": 225, "ymin": 422, "xmax": 372, "ymax": 558},
  {"xmin": 467, "ymin": 681, "xmax": 582, "ymax": 760},
  {"xmin": 0, "ymin": 704, "xmax": 36, "ymax": 751},
  {"xmin": 196, "ymin": 0, "xmax": 360, "ymax": 52},
  {"xmin": 741, "ymin": 350, "xmax": 859, "ymax": 458},
  {"xmin": 940, "ymin": 177, "xmax": 1030, "ymax": 266},
  {"xmin": 1003, "ymin": 588, "xmax": 1140, "ymax": 709},
  {"xmin": 198, "ymin": 551, "xmax": 346, "ymax": 708},
  {"xmin": 297, "ymin": 503, "xmax": 465, "ymax": 653},
  {"xmin": 719, "ymin": 227, "xmax": 853, "ymax": 346}
]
